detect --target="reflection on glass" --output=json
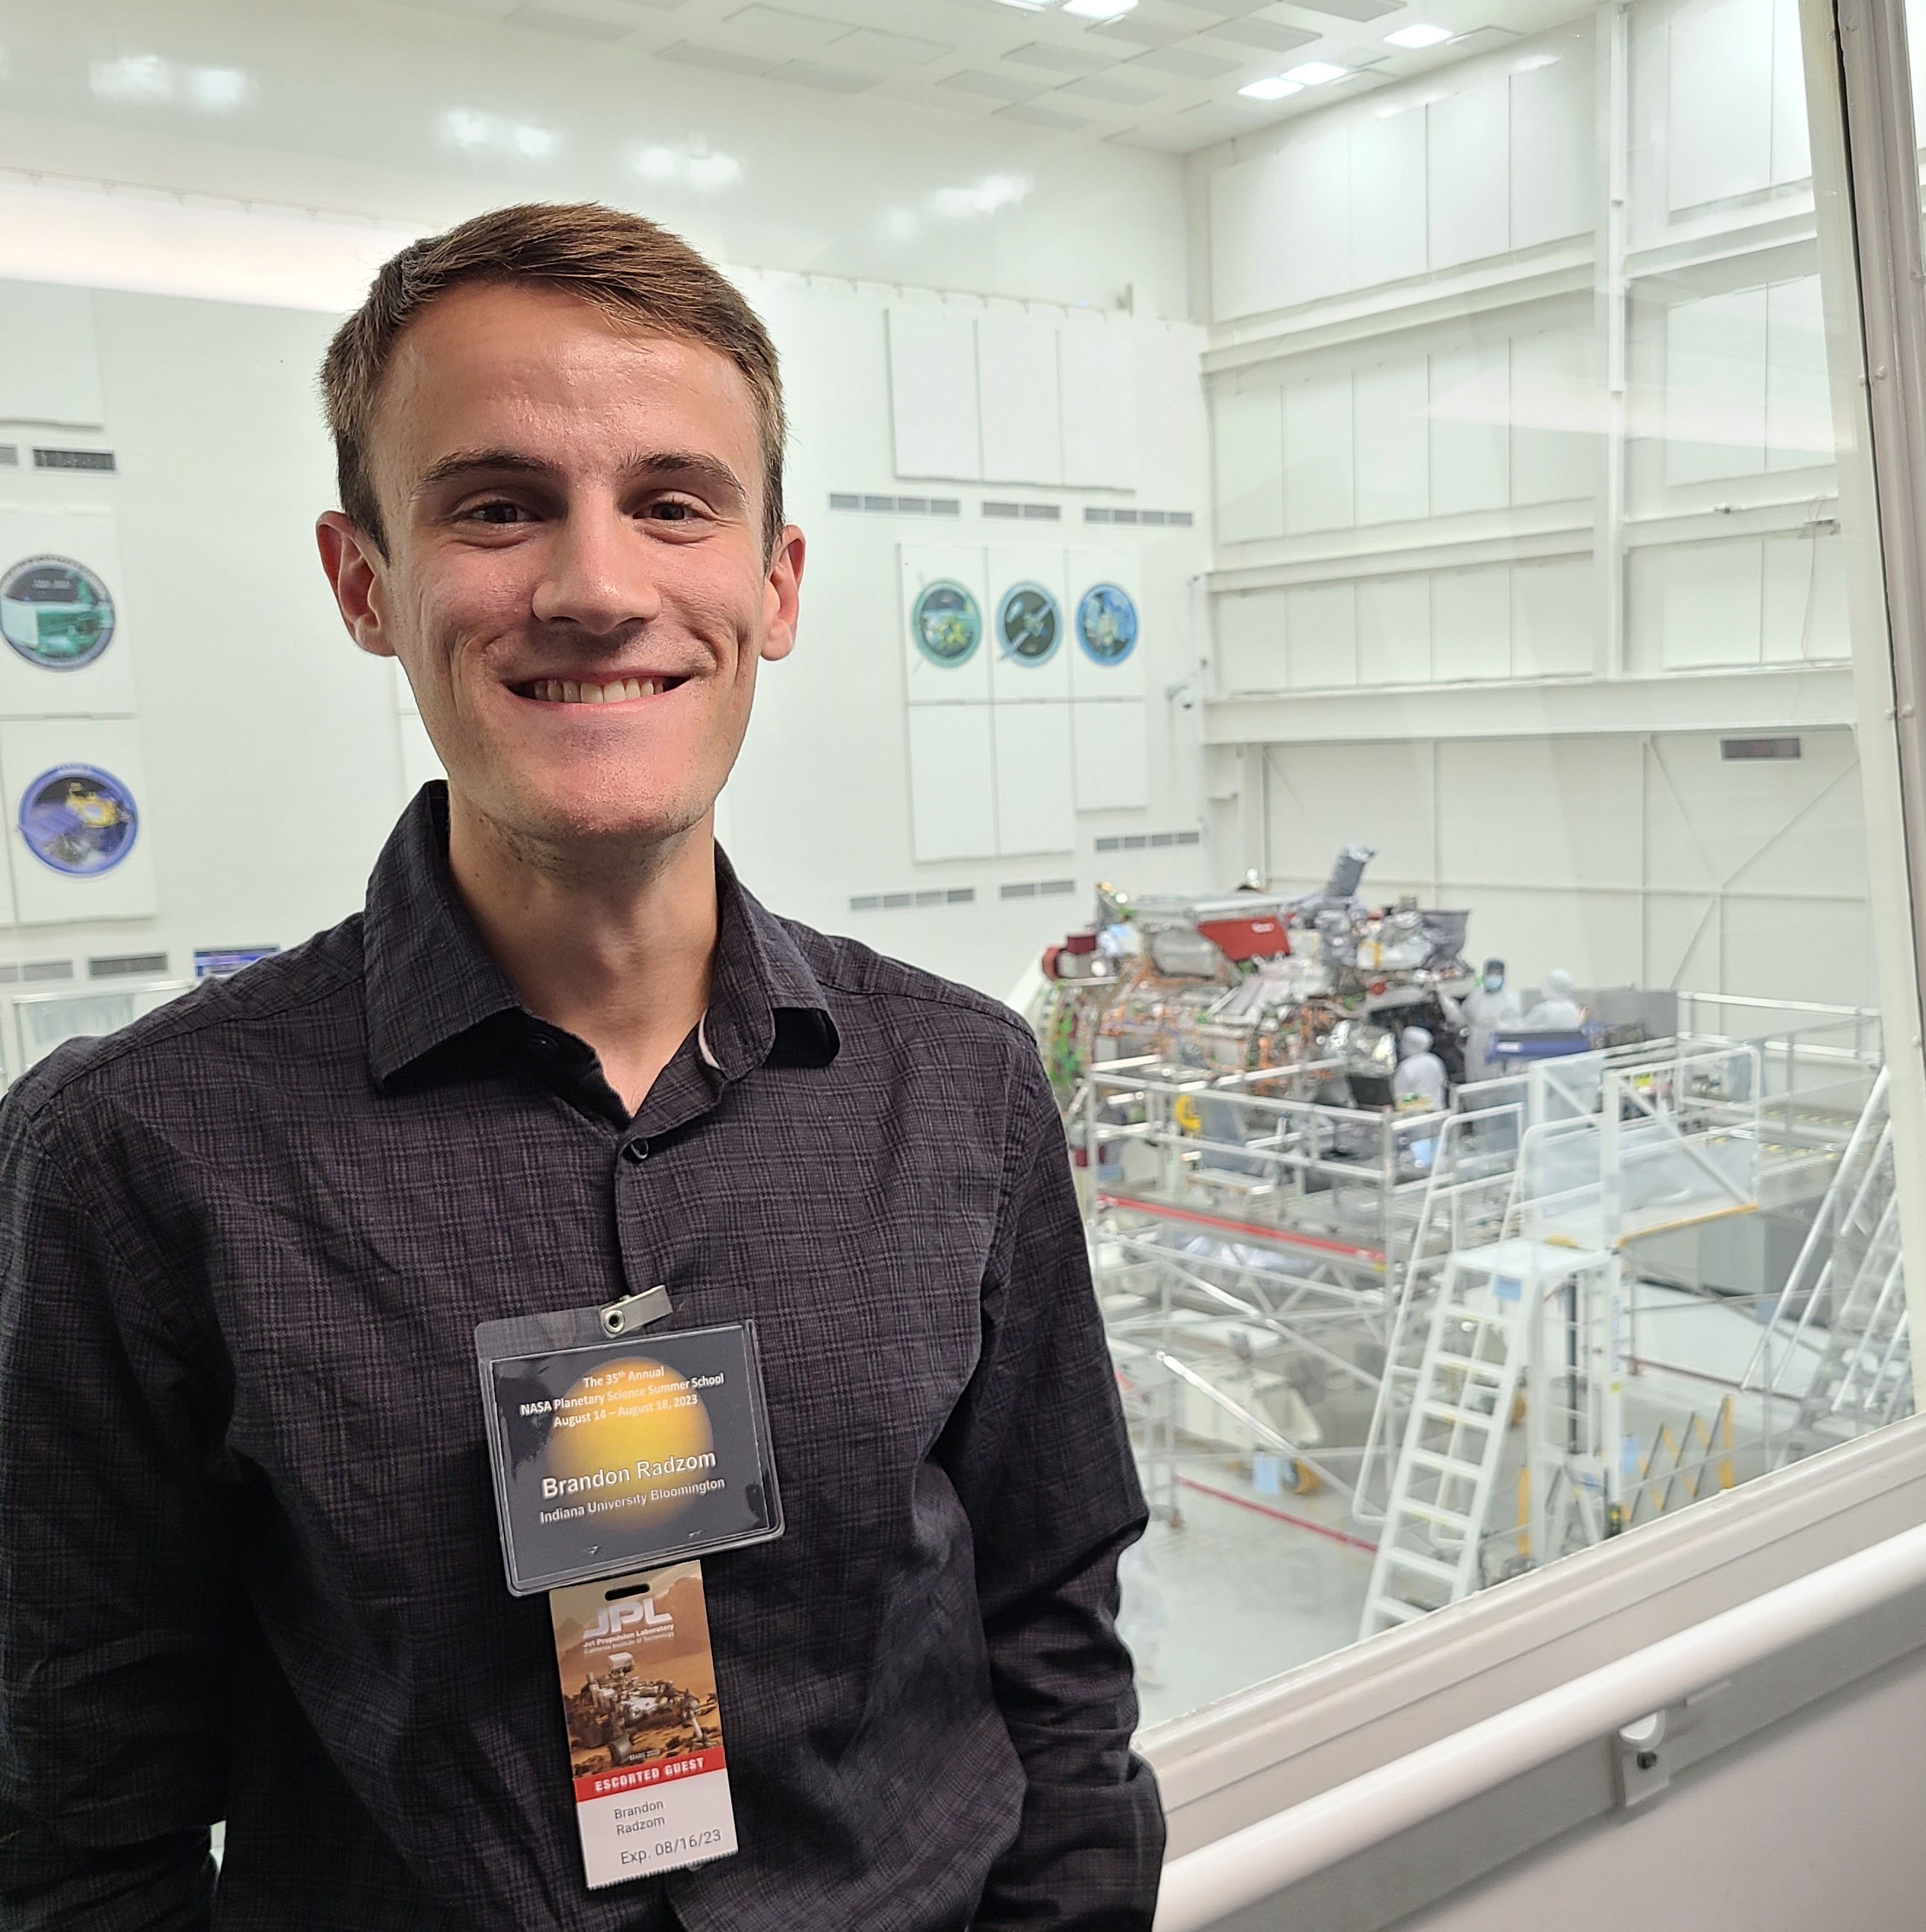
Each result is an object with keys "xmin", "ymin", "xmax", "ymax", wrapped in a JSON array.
[
  {"xmin": 1020, "ymin": 1, "xmax": 1911, "ymax": 1727},
  {"xmin": 13, "ymin": 981, "xmax": 185, "ymax": 1070}
]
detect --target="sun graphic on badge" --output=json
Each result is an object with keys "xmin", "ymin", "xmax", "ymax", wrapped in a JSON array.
[{"xmin": 545, "ymin": 1355, "xmax": 718, "ymax": 1525}]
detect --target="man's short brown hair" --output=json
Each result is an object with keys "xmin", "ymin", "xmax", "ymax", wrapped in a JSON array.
[{"xmin": 321, "ymin": 202, "xmax": 786, "ymax": 556}]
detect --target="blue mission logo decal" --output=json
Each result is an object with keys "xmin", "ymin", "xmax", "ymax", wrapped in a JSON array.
[{"xmin": 18, "ymin": 764, "xmax": 139, "ymax": 875}]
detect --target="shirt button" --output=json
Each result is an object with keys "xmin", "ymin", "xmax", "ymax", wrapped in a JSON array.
[
  {"xmin": 623, "ymin": 1139, "xmax": 650, "ymax": 1165},
  {"xmin": 529, "ymin": 1032, "xmax": 558, "ymax": 1057}
]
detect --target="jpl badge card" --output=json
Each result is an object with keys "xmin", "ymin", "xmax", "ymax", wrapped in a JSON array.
[{"xmin": 550, "ymin": 1561, "xmax": 737, "ymax": 1887}]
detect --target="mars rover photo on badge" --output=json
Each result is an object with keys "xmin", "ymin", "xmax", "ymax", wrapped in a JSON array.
[
  {"xmin": 550, "ymin": 1565, "xmax": 724, "ymax": 1779},
  {"xmin": 564, "ymin": 1651, "xmax": 719, "ymax": 1776}
]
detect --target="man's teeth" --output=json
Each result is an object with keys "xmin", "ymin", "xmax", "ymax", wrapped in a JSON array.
[{"xmin": 531, "ymin": 678, "xmax": 655, "ymax": 704}]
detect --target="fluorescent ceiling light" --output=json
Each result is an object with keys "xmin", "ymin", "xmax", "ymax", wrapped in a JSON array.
[
  {"xmin": 935, "ymin": 174, "xmax": 1032, "ymax": 218},
  {"xmin": 442, "ymin": 109, "xmax": 561, "ymax": 162},
  {"xmin": 1384, "ymin": 23, "xmax": 1452, "ymax": 47},
  {"xmin": 91, "ymin": 55, "xmax": 173, "ymax": 101},
  {"xmin": 627, "ymin": 142, "xmax": 743, "ymax": 191},
  {"xmin": 1064, "ymin": 0, "xmax": 1138, "ymax": 15},
  {"xmin": 1283, "ymin": 60, "xmax": 1347, "ymax": 83},
  {"xmin": 1239, "ymin": 74, "xmax": 1304, "ymax": 99},
  {"xmin": 189, "ymin": 66, "xmax": 250, "ymax": 110}
]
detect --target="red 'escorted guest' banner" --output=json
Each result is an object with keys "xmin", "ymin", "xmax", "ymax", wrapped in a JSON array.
[{"xmin": 575, "ymin": 1747, "xmax": 729, "ymax": 1803}]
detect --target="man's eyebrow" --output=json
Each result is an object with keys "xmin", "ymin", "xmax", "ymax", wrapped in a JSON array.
[
  {"xmin": 624, "ymin": 451, "xmax": 748, "ymax": 506},
  {"xmin": 410, "ymin": 448, "xmax": 748, "ymax": 510},
  {"xmin": 412, "ymin": 450, "xmax": 553, "ymax": 498}
]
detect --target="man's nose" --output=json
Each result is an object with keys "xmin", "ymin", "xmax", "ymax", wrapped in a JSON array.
[{"xmin": 530, "ymin": 503, "xmax": 663, "ymax": 635}]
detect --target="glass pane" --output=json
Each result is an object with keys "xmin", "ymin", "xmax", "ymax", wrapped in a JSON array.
[
  {"xmin": 1, "ymin": 0, "xmax": 1918, "ymax": 1787},
  {"xmin": 11, "ymin": 980, "xmax": 189, "ymax": 1068},
  {"xmin": 1023, "ymin": 1, "xmax": 1920, "ymax": 1727},
  {"xmin": 17, "ymin": 990, "xmax": 137, "ymax": 1062}
]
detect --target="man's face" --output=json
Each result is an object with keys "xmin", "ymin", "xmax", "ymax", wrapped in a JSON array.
[{"xmin": 318, "ymin": 282, "xmax": 802, "ymax": 859}]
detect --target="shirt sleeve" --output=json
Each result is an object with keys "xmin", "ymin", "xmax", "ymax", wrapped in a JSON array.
[
  {"xmin": 938, "ymin": 1049, "xmax": 1165, "ymax": 1931},
  {"xmin": 0, "ymin": 1084, "xmax": 231, "ymax": 1931}
]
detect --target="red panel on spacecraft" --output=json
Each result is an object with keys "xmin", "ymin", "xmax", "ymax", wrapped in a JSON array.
[{"xmin": 1197, "ymin": 916, "xmax": 1289, "ymax": 962}]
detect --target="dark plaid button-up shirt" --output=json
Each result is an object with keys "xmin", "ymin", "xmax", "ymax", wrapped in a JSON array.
[{"xmin": 0, "ymin": 786, "xmax": 1161, "ymax": 1932}]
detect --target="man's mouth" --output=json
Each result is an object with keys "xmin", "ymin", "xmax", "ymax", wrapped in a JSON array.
[{"xmin": 513, "ymin": 676, "xmax": 688, "ymax": 705}]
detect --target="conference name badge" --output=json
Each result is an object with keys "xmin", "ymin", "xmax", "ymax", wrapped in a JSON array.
[
  {"xmin": 475, "ymin": 1300, "xmax": 783, "ymax": 1595},
  {"xmin": 551, "ymin": 1562, "xmax": 737, "ymax": 1888}
]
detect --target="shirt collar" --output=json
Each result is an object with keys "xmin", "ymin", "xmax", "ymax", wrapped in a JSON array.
[{"xmin": 362, "ymin": 783, "xmax": 837, "ymax": 1090}]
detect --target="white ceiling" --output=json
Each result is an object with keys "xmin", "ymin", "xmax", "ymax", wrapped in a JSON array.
[{"xmin": 383, "ymin": 0, "xmax": 1585, "ymax": 155}]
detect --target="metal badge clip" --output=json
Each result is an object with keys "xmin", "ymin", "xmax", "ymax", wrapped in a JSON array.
[{"xmin": 600, "ymin": 1284, "xmax": 672, "ymax": 1336}]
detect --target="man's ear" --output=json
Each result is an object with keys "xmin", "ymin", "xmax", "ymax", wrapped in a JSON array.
[
  {"xmin": 317, "ymin": 513, "xmax": 394, "ymax": 660},
  {"xmin": 761, "ymin": 526, "xmax": 805, "ymax": 664}
]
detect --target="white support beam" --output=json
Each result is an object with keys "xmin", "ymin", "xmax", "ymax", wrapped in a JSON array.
[
  {"xmin": 1208, "ymin": 495, "xmax": 1838, "ymax": 598},
  {"xmin": 1206, "ymin": 212, "xmax": 1831, "ymax": 385},
  {"xmin": 1211, "ymin": 514, "xmax": 1592, "ymax": 593},
  {"xmin": 1201, "ymin": 664, "xmax": 1856, "ymax": 746},
  {"xmin": 1599, "ymin": 1, "xmax": 1630, "ymax": 681},
  {"xmin": 1622, "ymin": 497, "xmax": 1838, "ymax": 548},
  {"xmin": 1623, "ymin": 206, "xmax": 1819, "ymax": 283},
  {"xmin": 1202, "ymin": 253, "xmax": 1595, "ymax": 379}
]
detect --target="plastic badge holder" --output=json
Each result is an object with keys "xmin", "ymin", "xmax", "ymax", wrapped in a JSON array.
[{"xmin": 475, "ymin": 1306, "xmax": 784, "ymax": 1596}]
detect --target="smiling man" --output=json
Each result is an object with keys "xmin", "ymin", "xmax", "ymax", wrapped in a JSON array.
[{"xmin": 0, "ymin": 206, "xmax": 1162, "ymax": 1931}]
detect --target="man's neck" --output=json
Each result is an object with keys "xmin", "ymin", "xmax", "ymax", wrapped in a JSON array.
[{"xmin": 445, "ymin": 791, "xmax": 719, "ymax": 1115}]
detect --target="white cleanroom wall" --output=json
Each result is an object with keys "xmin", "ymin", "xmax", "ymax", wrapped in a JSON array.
[
  {"xmin": 1192, "ymin": 0, "xmax": 1868, "ymax": 1016},
  {"xmin": 0, "ymin": 0, "xmax": 1224, "ymax": 1016},
  {"xmin": 0, "ymin": 264, "xmax": 1210, "ymax": 1012}
]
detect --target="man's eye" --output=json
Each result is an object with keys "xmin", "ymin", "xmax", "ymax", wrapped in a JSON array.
[
  {"xmin": 644, "ymin": 499, "xmax": 702, "ymax": 523},
  {"xmin": 464, "ymin": 501, "xmax": 529, "ymax": 525}
]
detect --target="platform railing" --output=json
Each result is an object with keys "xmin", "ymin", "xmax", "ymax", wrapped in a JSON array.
[{"xmin": 1084, "ymin": 1061, "xmax": 1449, "ymax": 1287}]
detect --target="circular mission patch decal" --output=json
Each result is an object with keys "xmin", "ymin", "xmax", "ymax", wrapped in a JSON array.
[
  {"xmin": 0, "ymin": 556, "xmax": 116, "ymax": 670},
  {"xmin": 910, "ymin": 580, "xmax": 983, "ymax": 667},
  {"xmin": 18, "ymin": 764, "xmax": 139, "ymax": 875},
  {"xmin": 997, "ymin": 583, "xmax": 1062, "ymax": 666},
  {"xmin": 1076, "ymin": 583, "xmax": 1139, "ymax": 666}
]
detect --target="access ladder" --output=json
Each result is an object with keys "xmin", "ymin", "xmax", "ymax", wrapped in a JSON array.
[
  {"xmin": 1751, "ymin": 1068, "xmax": 1914, "ymax": 1455},
  {"xmin": 1794, "ymin": 1186, "xmax": 1913, "ymax": 1449},
  {"xmin": 1360, "ymin": 1238, "xmax": 1614, "ymax": 1638}
]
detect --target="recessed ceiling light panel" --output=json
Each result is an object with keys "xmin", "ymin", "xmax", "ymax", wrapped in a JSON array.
[
  {"xmin": 1063, "ymin": 0, "xmax": 1138, "ymax": 17},
  {"xmin": 1239, "ymin": 73, "xmax": 1305, "ymax": 99},
  {"xmin": 1283, "ymin": 60, "xmax": 1347, "ymax": 83},
  {"xmin": 1384, "ymin": 22, "xmax": 1452, "ymax": 47}
]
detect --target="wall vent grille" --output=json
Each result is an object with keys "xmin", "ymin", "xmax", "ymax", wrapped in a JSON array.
[
  {"xmin": 90, "ymin": 953, "xmax": 169, "ymax": 979},
  {"xmin": 0, "ymin": 445, "xmax": 18, "ymax": 467},
  {"xmin": 983, "ymin": 501, "xmax": 1062, "ymax": 521},
  {"xmin": 848, "ymin": 886, "xmax": 976, "ymax": 912},
  {"xmin": 829, "ymin": 492, "xmax": 962, "ymax": 517},
  {"xmin": 1000, "ymin": 878, "xmax": 1076, "ymax": 900},
  {"xmin": 9, "ymin": 960, "xmax": 76, "ymax": 983},
  {"xmin": 1084, "ymin": 506, "xmax": 1194, "ymax": 527},
  {"xmin": 34, "ymin": 447, "xmax": 115, "ymax": 472},
  {"xmin": 1094, "ymin": 829, "xmax": 1204, "ymax": 852},
  {"xmin": 1722, "ymin": 737, "xmax": 1802, "ymax": 761}
]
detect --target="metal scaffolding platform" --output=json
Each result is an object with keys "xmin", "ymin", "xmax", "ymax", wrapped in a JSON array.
[{"xmin": 1081, "ymin": 995, "xmax": 1887, "ymax": 1630}]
